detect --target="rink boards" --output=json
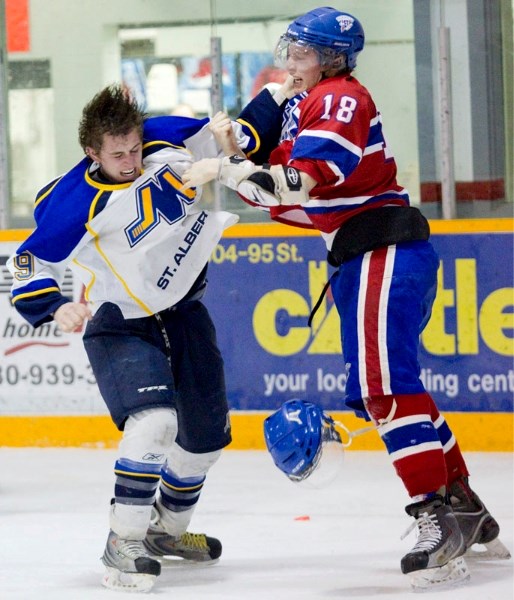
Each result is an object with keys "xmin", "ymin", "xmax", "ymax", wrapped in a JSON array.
[{"xmin": 0, "ymin": 218, "xmax": 512, "ymax": 450}]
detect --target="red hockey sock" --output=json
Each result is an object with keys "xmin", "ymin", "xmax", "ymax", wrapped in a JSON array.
[
  {"xmin": 365, "ymin": 393, "xmax": 447, "ymax": 497},
  {"xmin": 425, "ymin": 394, "xmax": 469, "ymax": 485}
]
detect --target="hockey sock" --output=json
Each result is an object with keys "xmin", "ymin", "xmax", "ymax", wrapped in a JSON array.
[
  {"xmin": 111, "ymin": 458, "xmax": 162, "ymax": 538},
  {"xmin": 152, "ymin": 465, "xmax": 206, "ymax": 536},
  {"xmin": 114, "ymin": 458, "xmax": 161, "ymax": 503},
  {"xmin": 159, "ymin": 465, "xmax": 205, "ymax": 510},
  {"xmin": 426, "ymin": 393, "xmax": 469, "ymax": 485},
  {"xmin": 365, "ymin": 393, "xmax": 447, "ymax": 497}
]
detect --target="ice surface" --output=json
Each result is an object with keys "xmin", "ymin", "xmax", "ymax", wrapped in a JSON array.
[{"xmin": 1, "ymin": 449, "xmax": 512, "ymax": 599}]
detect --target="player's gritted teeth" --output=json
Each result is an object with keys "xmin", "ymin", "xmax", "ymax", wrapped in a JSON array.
[{"xmin": 121, "ymin": 168, "xmax": 137, "ymax": 179}]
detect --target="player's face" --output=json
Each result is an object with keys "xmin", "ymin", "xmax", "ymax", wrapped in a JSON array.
[
  {"xmin": 87, "ymin": 128, "xmax": 143, "ymax": 183},
  {"xmin": 286, "ymin": 44, "xmax": 322, "ymax": 93}
]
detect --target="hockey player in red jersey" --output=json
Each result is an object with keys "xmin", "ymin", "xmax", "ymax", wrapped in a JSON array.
[{"xmin": 182, "ymin": 6, "xmax": 510, "ymax": 591}]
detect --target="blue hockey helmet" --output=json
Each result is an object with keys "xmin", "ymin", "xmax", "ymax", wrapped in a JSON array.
[
  {"xmin": 264, "ymin": 399, "xmax": 344, "ymax": 486},
  {"xmin": 275, "ymin": 7, "xmax": 365, "ymax": 71}
]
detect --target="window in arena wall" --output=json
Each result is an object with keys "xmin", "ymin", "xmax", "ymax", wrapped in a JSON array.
[{"xmin": 7, "ymin": 60, "xmax": 56, "ymax": 220}]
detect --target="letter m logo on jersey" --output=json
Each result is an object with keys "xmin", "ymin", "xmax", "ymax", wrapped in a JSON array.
[{"xmin": 124, "ymin": 165, "xmax": 196, "ymax": 247}]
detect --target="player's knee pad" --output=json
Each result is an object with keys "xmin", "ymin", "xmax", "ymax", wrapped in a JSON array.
[
  {"xmin": 364, "ymin": 393, "xmax": 434, "ymax": 425},
  {"xmin": 363, "ymin": 394, "xmax": 398, "ymax": 425},
  {"xmin": 165, "ymin": 444, "xmax": 222, "ymax": 479},
  {"xmin": 119, "ymin": 407, "xmax": 178, "ymax": 463},
  {"xmin": 364, "ymin": 393, "xmax": 438, "ymax": 456}
]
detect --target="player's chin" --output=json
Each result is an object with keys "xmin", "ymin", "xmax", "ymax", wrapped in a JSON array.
[{"xmin": 293, "ymin": 81, "xmax": 307, "ymax": 94}]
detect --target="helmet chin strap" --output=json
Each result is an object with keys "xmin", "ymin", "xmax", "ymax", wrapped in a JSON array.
[
  {"xmin": 332, "ymin": 418, "xmax": 377, "ymax": 448},
  {"xmin": 333, "ymin": 398, "xmax": 398, "ymax": 448}
]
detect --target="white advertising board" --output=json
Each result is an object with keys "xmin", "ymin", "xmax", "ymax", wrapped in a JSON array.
[{"xmin": 0, "ymin": 241, "xmax": 106, "ymax": 415}]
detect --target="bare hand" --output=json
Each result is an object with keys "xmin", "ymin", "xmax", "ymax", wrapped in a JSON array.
[
  {"xmin": 209, "ymin": 111, "xmax": 232, "ymax": 137},
  {"xmin": 278, "ymin": 75, "xmax": 296, "ymax": 100},
  {"xmin": 181, "ymin": 158, "xmax": 221, "ymax": 190},
  {"xmin": 209, "ymin": 111, "xmax": 245, "ymax": 157},
  {"xmin": 53, "ymin": 302, "xmax": 92, "ymax": 333}
]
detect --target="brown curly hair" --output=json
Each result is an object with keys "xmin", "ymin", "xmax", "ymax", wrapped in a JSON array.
[{"xmin": 78, "ymin": 84, "xmax": 146, "ymax": 153}]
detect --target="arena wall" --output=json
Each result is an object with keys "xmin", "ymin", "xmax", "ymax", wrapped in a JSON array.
[{"xmin": 1, "ymin": 219, "xmax": 512, "ymax": 451}]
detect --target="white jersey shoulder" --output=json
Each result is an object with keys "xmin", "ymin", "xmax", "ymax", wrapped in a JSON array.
[{"xmin": 75, "ymin": 155, "xmax": 237, "ymax": 317}]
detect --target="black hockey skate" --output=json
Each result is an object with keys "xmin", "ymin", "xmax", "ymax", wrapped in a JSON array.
[
  {"xmin": 449, "ymin": 476, "xmax": 511, "ymax": 560},
  {"xmin": 401, "ymin": 495, "xmax": 469, "ymax": 590},
  {"xmin": 143, "ymin": 505, "xmax": 222, "ymax": 563}
]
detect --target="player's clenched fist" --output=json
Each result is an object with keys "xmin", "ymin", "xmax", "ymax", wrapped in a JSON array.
[
  {"xmin": 53, "ymin": 302, "xmax": 92, "ymax": 332},
  {"xmin": 208, "ymin": 111, "xmax": 232, "ymax": 136},
  {"xmin": 209, "ymin": 111, "xmax": 246, "ymax": 158}
]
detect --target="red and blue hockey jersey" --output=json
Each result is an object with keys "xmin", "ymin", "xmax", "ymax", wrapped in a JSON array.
[{"xmin": 266, "ymin": 74, "xmax": 410, "ymax": 245}]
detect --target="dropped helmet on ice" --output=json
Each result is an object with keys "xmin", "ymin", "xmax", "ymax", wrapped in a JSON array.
[{"xmin": 263, "ymin": 398, "xmax": 344, "ymax": 487}]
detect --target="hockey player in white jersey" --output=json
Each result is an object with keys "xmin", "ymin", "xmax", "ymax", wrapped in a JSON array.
[{"xmin": 6, "ymin": 84, "xmax": 281, "ymax": 593}]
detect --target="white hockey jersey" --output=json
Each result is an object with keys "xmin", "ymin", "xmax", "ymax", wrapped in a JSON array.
[{"xmin": 8, "ymin": 116, "xmax": 245, "ymax": 325}]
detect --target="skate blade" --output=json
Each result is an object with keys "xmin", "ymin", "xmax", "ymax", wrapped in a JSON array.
[
  {"xmin": 465, "ymin": 538, "xmax": 511, "ymax": 561},
  {"xmin": 101, "ymin": 566, "xmax": 156, "ymax": 593},
  {"xmin": 153, "ymin": 554, "xmax": 220, "ymax": 568},
  {"xmin": 409, "ymin": 556, "xmax": 470, "ymax": 592}
]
